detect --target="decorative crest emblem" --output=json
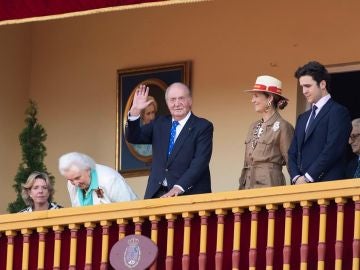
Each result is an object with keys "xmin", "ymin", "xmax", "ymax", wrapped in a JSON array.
[{"xmin": 124, "ymin": 237, "xmax": 141, "ymax": 268}]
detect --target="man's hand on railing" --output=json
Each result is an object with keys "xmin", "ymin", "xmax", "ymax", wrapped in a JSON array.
[
  {"xmin": 294, "ymin": 176, "xmax": 307, "ymax": 184},
  {"xmin": 160, "ymin": 186, "xmax": 183, "ymax": 198}
]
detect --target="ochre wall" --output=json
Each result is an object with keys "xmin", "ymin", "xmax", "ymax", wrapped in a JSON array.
[
  {"xmin": 1, "ymin": 0, "xmax": 360, "ymax": 212},
  {"xmin": 0, "ymin": 24, "xmax": 31, "ymax": 212}
]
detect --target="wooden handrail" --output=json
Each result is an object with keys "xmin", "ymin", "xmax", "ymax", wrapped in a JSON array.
[
  {"xmin": 1, "ymin": 178, "xmax": 360, "ymax": 269},
  {"xmin": 1, "ymin": 179, "xmax": 360, "ymax": 231}
]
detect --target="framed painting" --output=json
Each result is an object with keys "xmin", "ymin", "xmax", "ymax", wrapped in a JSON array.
[{"xmin": 116, "ymin": 61, "xmax": 191, "ymax": 177}]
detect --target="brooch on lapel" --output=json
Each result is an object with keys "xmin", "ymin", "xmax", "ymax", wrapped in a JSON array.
[
  {"xmin": 272, "ymin": 121, "xmax": 280, "ymax": 132},
  {"xmin": 95, "ymin": 188, "xmax": 104, "ymax": 198}
]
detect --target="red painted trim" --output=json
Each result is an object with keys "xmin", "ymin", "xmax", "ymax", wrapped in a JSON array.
[
  {"xmin": 39, "ymin": 232, "xmax": 46, "ymax": 241},
  {"xmin": 300, "ymin": 244, "xmax": 308, "ymax": 262},
  {"xmin": 135, "ymin": 223, "xmax": 142, "ymax": 233},
  {"xmin": 266, "ymin": 246, "xmax": 274, "ymax": 266},
  {"xmin": 251, "ymin": 211, "xmax": 258, "ymax": 221},
  {"xmin": 86, "ymin": 227, "xmax": 94, "ymax": 237},
  {"xmin": 199, "ymin": 253, "xmax": 207, "ymax": 270},
  {"xmin": 353, "ymin": 239, "xmax": 360, "ymax": 258},
  {"xmin": 119, "ymin": 224, "xmax": 126, "ymax": 234},
  {"xmin": 318, "ymin": 242, "xmax": 326, "ymax": 261},
  {"xmin": 283, "ymin": 245, "xmax": 291, "ymax": 264},
  {"xmin": 217, "ymin": 215, "xmax": 225, "ymax": 224},
  {"xmin": 184, "ymin": 217, "xmax": 192, "ymax": 227},
  {"xmin": 234, "ymin": 213, "xmax": 241, "ymax": 223},
  {"xmin": 201, "ymin": 216, "xmax": 208, "ymax": 225},
  {"xmin": 0, "ymin": 0, "xmax": 165, "ymax": 21},
  {"xmin": 249, "ymin": 248, "xmax": 257, "ymax": 267},
  {"xmin": 102, "ymin": 225, "xmax": 109, "ymax": 235},
  {"xmin": 182, "ymin": 255, "xmax": 190, "ymax": 270},
  {"xmin": 215, "ymin": 251, "xmax": 223, "ymax": 270},
  {"xmin": 337, "ymin": 203, "xmax": 344, "ymax": 212},
  {"xmin": 7, "ymin": 235, "xmax": 14, "ymax": 245},
  {"xmin": 232, "ymin": 250, "xmax": 240, "ymax": 269},
  {"xmin": 320, "ymin": 205, "xmax": 327, "ymax": 214},
  {"xmin": 335, "ymin": 240, "xmax": 343, "ymax": 260},
  {"xmin": 23, "ymin": 235, "xmax": 30, "ymax": 244},
  {"xmin": 165, "ymin": 256, "xmax": 173, "ymax": 270},
  {"xmin": 285, "ymin": 208, "xmax": 293, "ymax": 217},
  {"xmin": 167, "ymin": 220, "xmax": 174, "ymax": 229},
  {"xmin": 303, "ymin": 206, "xmax": 310, "ymax": 216},
  {"xmin": 55, "ymin": 231, "xmax": 61, "ymax": 240}
]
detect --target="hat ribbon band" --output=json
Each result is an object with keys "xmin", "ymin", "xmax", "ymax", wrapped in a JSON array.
[{"xmin": 253, "ymin": 84, "xmax": 282, "ymax": 94}]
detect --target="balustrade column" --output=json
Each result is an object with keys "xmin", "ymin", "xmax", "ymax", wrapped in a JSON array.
[
  {"xmin": 265, "ymin": 204, "xmax": 278, "ymax": 270},
  {"xmin": 199, "ymin": 210, "xmax": 210, "ymax": 270},
  {"xmin": 21, "ymin": 229, "xmax": 32, "ymax": 270},
  {"xmin": 133, "ymin": 217, "xmax": 144, "ymax": 235},
  {"xmin": 117, "ymin": 218, "xmax": 128, "ymax": 240},
  {"xmin": 149, "ymin": 215, "xmax": 160, "ymax": 270},
  {"xmin": 215, "ymin": 209, "xmax": 226, "ymax": 270},
  {"xmin": 6, "ymin": 230, "xmax": 16, "ymax": 270},
  {"xmin": 52, "ymin": 225, "xmax": 64, "ymax": 270},
  {"xmin": 182, "ymin": 212, "xmax": 193, "ymax": 270},
  {"xmin": 37, "ymin": 227, "xmax": 48, "ymax": 270},
  {"xmin": 69, "ymin": 224, "xmax": 80, "ymax": 270},
  {"xmin": 300, "ymin": 201, "xmax": 312, "ymax": 270},
  {"xmin": 85, "ymin": 222, "xmax": 96, "ymax": 270},
  {"xmin": 283, "ymin": 203, "xmax": 294, "ymax": 270},
  {"xmin": 352, "ymin": 196, "xmax": 360, "ymax": 269},
  {"xmin": 166, "ymin": 214, "xmax": 176, "ymax": 270},
  {"xmin": 232, "ymin": 207, "xmax": 243, "ymax": 270},
  {"xmin": 100, "ymin": 221, "xmax": 111, "ymax": 270},
  {"xmin": 249, "ymin": 206, "xmax": 261, "ymax": 270},
  {"xmin": 334, "ymin": 198, "xmax": 346, "ymax": 270},
  {"xmin": 317, "ymin": 199, "xmax": 329, "ymax": 270}
]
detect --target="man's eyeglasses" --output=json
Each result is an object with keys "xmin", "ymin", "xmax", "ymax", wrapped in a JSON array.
[{"xmin": 350, "ymin": 133, "xmax": 360, "ymax": 140}]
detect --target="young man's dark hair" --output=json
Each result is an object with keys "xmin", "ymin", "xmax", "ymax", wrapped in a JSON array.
[{"xmin": 294, "ymin": 61, "xmax": 331, "ymax": 93}]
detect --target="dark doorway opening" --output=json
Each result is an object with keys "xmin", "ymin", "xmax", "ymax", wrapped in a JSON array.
[
  {"xmin": 330, "ymin": 70, "xmax": 360, "ymax": 120},
  {"xmin": 330, "ymin": 70, "xmax": 360, "ymax": 162}
]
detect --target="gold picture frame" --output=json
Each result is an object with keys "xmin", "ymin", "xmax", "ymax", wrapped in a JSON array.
[{"xmin": 116, "ymin": 61, "xmax": 191, "ymax": 177}]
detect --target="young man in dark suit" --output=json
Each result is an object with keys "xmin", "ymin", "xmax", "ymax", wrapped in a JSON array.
[
  {"xmin": 288, "ymin": 61, "xmax": 351, "ymax": 184},
  {"xmin": 347, "ymin": 118, "xmax": 360, "ymax": 178},
  {"xmin": 126, "ymin": 82, "xmax": 213, "ymax": 198}
]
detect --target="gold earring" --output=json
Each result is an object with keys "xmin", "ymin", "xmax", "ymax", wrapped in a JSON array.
[{"xmin": 265, "ymin": 100, "xmax": 271, "ymax": 112}]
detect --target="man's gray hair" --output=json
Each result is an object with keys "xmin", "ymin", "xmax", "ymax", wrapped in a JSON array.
[
  {"xmin": 165, "ymin": 82, "xmax": 191, "ymax": 100},
  {"xmin": 352, "ymin": 118, "xmax": 360, "ymax": 129},
  {"xmin": 59, "ymin": 152, "xmax": 96, "ymax": 175}
]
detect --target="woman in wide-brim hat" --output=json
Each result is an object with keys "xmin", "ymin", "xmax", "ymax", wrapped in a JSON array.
[{"xmin": 239, "ymin": 75, "xmax": 294, "ymax": 189}]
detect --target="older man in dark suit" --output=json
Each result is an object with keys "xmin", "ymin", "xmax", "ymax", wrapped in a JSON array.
[
  {"xmin": 347, "ymin": 118, "xmax": 360, "ymax": 178},
  {"xmin": 126, "ymin": 82, "xmax": 213, "ymax": 198},
  {"xmin": 288, "ymin": 61, "xmax": 352, "ymax": 184}
]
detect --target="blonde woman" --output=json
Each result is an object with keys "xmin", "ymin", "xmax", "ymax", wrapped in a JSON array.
[{"xmin": 19, "ymin": 172, "xmax": 62, "ymax": 212}]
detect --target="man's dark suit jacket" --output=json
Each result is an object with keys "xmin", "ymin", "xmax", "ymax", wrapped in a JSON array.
[
  {"xmin": 346, "ymin": 157, "xmax": 359, "ymax": 178},
  {"xmin": 288, "ymin": 99, "xmax": 351, "ymax": 182},
  {"xmin": 126, "ymin": 113, "xmax": 213, "ymax": 199}
]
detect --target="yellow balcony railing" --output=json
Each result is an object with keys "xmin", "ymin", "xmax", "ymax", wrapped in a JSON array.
[{"xmin": 0, "ymin": 179, "xmax": 360, "ymax": 269}]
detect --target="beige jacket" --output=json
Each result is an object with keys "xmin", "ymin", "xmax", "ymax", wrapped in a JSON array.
[{"xmin": 239, "ymin": 112, "xmax": 294, "ymax": 189}]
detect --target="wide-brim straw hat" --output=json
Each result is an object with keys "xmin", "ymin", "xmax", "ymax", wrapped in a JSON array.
[{"xmin": 244, "ymin": 75, "xmax": 289, "ymax": 101}]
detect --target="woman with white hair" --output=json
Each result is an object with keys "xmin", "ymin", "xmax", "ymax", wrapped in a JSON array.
[
  {"xmin": 59, "ymin": 152, "xmax": 138, "ymax": 207},
  {"xmin": 19, "ymin": 172, "xmax": 63, "ymax": 212}
]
